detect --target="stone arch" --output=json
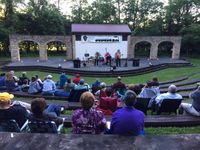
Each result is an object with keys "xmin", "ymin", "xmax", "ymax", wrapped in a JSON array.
[
  {"xmin": 9, "ymin": 35, "xmax": 73, "ymax": 62},
  {"xmin": 45, "ymin": 40, "xmax": 67, "ymax": 56},
  {"xmin": 158, "ymin": 41, "xmax": 174, "ymax": 57},
  {"xmin": 18, "ymin": 40, "xmax": 40, "ymax": 57},
  {"xmin": 134, "ymin": 41, "xmax": 152, "ymax": 57},
  {"xmin": 128, "ymin": 36, "xmax": 182, "ymax": 59}
]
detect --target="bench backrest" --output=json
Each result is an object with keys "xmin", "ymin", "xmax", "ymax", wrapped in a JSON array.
[{"xmin": 157, "ymin": 99, "xmax": 183, "ymax": 115}]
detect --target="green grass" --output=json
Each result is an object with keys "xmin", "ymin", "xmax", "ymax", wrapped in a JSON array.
[{"xmin": 145, "ymin": 126, "xmax": 200, "ymax": 135}]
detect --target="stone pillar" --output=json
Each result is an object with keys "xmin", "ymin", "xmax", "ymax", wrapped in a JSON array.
[
  {"xmin": 172, "ymin": 43, "xmax": 181, "ymax": 59},
  {"xmin": 10, "ymin": 41, "xmax": 20, "ymax": 62},
  {"xmin": 39, "ymin": 43, "xmax": 48, "ymax": 61},
  {"xmin": 72, "ymin": 35, "xmax": 76, "ymax": 60},
  {"xmin": 150, "ymin": 42, "xmax": 158, "ymax": 59},
  {"xmin": 127, "ymin": 36, "xmax": 136, "ymax": 59},
  {"xmin": 66, "ymin": 36, "xmax": 73, "ymax": 60}
]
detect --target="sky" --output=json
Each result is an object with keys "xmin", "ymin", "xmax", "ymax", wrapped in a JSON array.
[{"xmin": 49, "ymin": 0, "xmax": 169, "ymax": 16}]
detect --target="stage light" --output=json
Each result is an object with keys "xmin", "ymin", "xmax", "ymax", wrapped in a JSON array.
[{"xmin": 58, "ymin": 64, "xmax": 62, "ymax": 68}]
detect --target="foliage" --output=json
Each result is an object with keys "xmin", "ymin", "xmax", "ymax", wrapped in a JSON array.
[{"xmin": 0, "ymin": 0, "xmax": 199, "ymax": 55}]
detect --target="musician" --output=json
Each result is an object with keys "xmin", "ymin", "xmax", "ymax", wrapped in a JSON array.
[
  {"xmin": 105, "ymin": 52, "xmax": 111, "ymax": 66},
  {"xmin": 94, "ymin": 52, "xmax": 100, "ymax": 66},
  {"xmin": 115, "ymin": 49, "xmax": 121, "ymax": 67}
]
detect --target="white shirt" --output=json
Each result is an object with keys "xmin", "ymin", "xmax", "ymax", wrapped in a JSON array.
[
  {"xmin": 155, "ymin": 92, "xmax": 182, "ymax": 106},
  {"xmin": 42, "ymin": 79, "xmax": 56, "ymax": 92}
]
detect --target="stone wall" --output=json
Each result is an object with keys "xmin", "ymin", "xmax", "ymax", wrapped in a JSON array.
[
  {"xmin": 9, "ymin": 35, "xmax": 182, "ymax": 62},
  {"xmin": 9, "ymin": 35, "xmax": 72, "ymax": 61},
  {"xmin": 127, "ymin": 36, "xmax": 182, "ymax": 59}
]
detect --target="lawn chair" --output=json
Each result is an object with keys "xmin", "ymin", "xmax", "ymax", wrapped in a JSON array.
[
  {"xmin": 134, "ymin": 98, "xmax": 151, "ymax": 115},
  {"xmin": 0, "ymin": 119, "xmax": 26, "ymax": 132},
  {"xmin": 156, "ymin": 99, "xmax": 183, "ymax": 115},
  {"xmin": 28, "ymin": 120, "xmax": 63, "ymax": 134}
]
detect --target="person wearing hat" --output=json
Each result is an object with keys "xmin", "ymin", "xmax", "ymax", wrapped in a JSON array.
[
  {"xmin": 179, "ymin": 83, "xmax": 200, "ymax": 116},
  {"xmin": 109, "ymin": 90, "xmax": 144, "ymax": 136},
  {"xmin": 42, "ymin": 75, "xmax": 56, "ymax": 96},
  {"xmin": 0, "ymin": 92, "xmax": 28, "ymax": 128},
  {"xmin": 112, "ymin": 76, "xmax": 126, "ymax": 95},
  {"xmin": 74, "ymin": 79, "xmax": 90, "ymax": 90}
]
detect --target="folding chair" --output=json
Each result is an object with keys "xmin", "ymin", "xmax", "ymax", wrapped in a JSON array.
[
  {"xmin": 156, "ymin": 99, "xmax": 183, "ymax": 115},
  {"xmin": 28, "ymin": 120, "xmax": 63, "ymax": 134},
  {"xmin": 134, "ymin": 98, "xmax": 151, "ymax": 115},
  {"xmin": 0, "ymin": 120, "xmax": 20, "ymax": 132}
]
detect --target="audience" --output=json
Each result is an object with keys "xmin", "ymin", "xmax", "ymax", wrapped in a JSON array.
[
  {"xmin": 58, "ymin": 73, "xmax": 68, "ymax": 89},
  {"xmin": 64, "ymin": 78, "xmax": 75, "ymax": 93},
  {"xmin": 95, "ymin": 82, "xmax": 107, "ymax": 98},
  {"xmin": 0, "ymin": 73, "xmax": 6, "ymax": 90},
  {"xmin": 18, "ymin": 72, "xmax": 30, "ymax": 86},
  {"xmin": 0, "ymin": 92, "xmax": 28, "ymax": 128},
  {"xmin": 154, "ymin": 84, "xmax": 182, "ymax": 108},
  {"xmin": 112, "ymin": 76, "xmax": 126, "ymax": 95},
  {"xmin": 110, "ymin": 90, "xmax": 144, "ymax": 136},
  {"xmin": 139, "ymin": 81, "xmax": 158, "ymax": 98},
  {"xmin": 179, "ymin": 83, "xmax": 200, "ymax": 116},
  {"xmin": 72, "ymin": 92, "xmax": 106, "ymax": 134},
  {"xmin": 128, "ymin": 84, "xmax": 143, "ymax": 95},
  {"xmin": 28, "ymin": 76, "xmax": 42, "ymax": 94},
  {"xmin": 21, "ymin": 79, "xmax": 30, "ymax": 92},
  {"xmin": 29, "ymin": 98, "xmax": 64, "ymax": 126},
  {"xmin": 5, "ymin": 72, "xmax": 20, "ymax": 92},
  {"xmin": 73, "ymin": 74, "xmax": 81, "ymax": 85},
  {"xmin": 74, "ymin": 79, "xmax": 90, "ymax": 90},
  {"xmin": 42, "ymin": 75, "xmax": 56, "ymax": 96}
]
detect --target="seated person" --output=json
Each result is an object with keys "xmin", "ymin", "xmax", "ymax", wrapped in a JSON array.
[
  {"xmin": 35, "ymin": 75, "xmax": 43, "ymax": 87},
  {"xmin": 128, "ymin": 84, "xmax": 143, "ymax": 95},
  {"xmin": 58, "ymin": 73, "xmax": 67, "ymax": 89},
  {"xmin": 72, "ymin": 92, "xmax": 106, "ymax": 134},
  {"xmin": 155, "ymin": 84, "xmax": 182, "ymax": 108},
  {"xmin": 112, "ymin": 76, "xmax": 126, "ymax": 95},
  {"xmin": 109, "ymin": 90, "xmax": 144, "ymax": 136},
  {"xmin": 98, "ymin": 88, "xmax": 117, "ymax": 115},
  {"xmin": 92, "ymin": 78, "xmax": 101, "ymax": 87},
  {"xmin": 179, "ymin": 83, "xmax": 200, "ymax": 116},
  {"xmin": 18, "ymin": 72, "xmax": 30, "ymax": 86},
  {"xmin": 42, "ymin": 75, "xmax": 56, "ymax": 96},
  {"xmin": 0, "ymin": 92, "xmax": 28, "ymax": 128},
  {"xmin": 28, "ymin": 76, "xmax": 42, "ymax": 94},
  {"xmin": 29, "ymin": 98, "xmax": 64, "ymax": 126},
  {"xmin": 95, "ymin": 82, "xmax": 107, "ymax": 98},
  {"xmin": 21, "ymin": 79, "xmax": 30, "ymax": 92},
  {"xmin": 139, "ymin": 81, "xmax": 158, "ymax": 98},
  {"xmin": 74, "ymin": 79, "xmax": 90, "ymax": 90},
  {"xmin": 64, "ymin": 78, "xmax": 75, "ymax": 93},
  {"xmin": 5, "ymin": 72, "xmax": 20, "ymax": 92},
  {"xmin": 72, "ymin": 74, "xmax": 81, "ymax": 85},
  {"xmin": 0, "ymin": 73, "xmax": 6, "ymax": 90}
]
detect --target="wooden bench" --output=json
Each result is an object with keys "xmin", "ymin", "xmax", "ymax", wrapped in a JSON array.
[{"xmin": 62, "ymin": 114, "xmax": 200, "ymax": 128}]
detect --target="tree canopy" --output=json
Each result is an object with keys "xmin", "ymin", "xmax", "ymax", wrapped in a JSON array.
[{"xmin": 0, "ymin": 0, "xmax": 199, "ymax": 55}]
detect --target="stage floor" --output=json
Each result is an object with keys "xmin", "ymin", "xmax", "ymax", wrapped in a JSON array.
[
  {"xmin": 3, "ymin": 57, "xmax": 191, "ymax": 76},
  {"xmin": 6, "ymin": 57, "xmax": 189, "ymax": 71}
]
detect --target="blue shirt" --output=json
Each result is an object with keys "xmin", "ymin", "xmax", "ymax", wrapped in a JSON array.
[{"xmin": 110, "ymin": 107, "xmax": 144, "ymax": 136}]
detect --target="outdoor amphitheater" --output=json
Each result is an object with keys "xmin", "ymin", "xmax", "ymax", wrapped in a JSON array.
[{"xmin": 0, "ymin": 1, "xmax": 200, "ymax": 149}]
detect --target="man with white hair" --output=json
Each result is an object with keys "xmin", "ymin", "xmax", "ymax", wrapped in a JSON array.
[
  {"xmin": 155, "ymin": 84, "xmax": 182, "ymax": 107},
  {"xmin": 179, "ymin": 83, "xmax": 200, "ymax": 116},
  {"xmin": 42, "ymin": 75, "xmax": 56, "ymax": 96}
]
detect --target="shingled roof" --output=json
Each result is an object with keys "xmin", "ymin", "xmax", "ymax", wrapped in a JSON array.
[{"xmin": 72, "ymin": 24, "xmax": 131, "ymax": 34}]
